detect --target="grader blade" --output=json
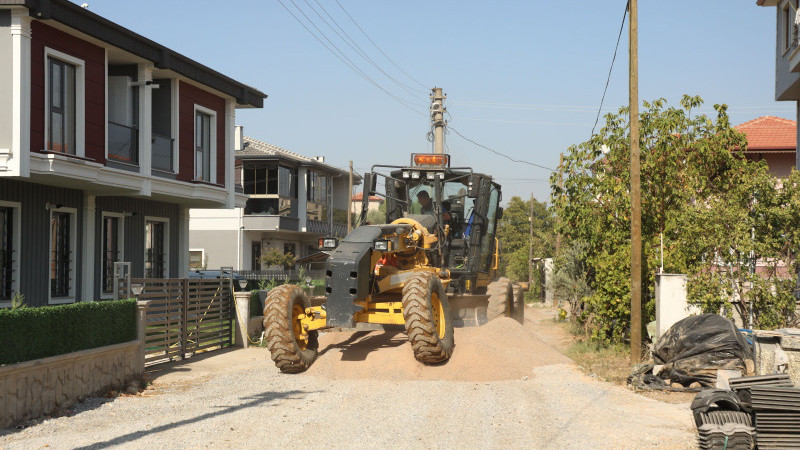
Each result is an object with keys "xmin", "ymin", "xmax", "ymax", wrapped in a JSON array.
[{"xmin": 448, "ymin": 294, "xmax": 489, "ymax": 328}]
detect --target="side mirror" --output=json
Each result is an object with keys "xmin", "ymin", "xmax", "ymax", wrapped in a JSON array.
[
  {"xmin": 497, "ymin": 207, "xmax": 504, "ymax": 221},
  {"xmin": 467, "ymin": 175, "xmax": 480, "ymax": 198},
  {"xmin": 364, "ymin": 172, "xmax": 378, "ymax": 195}
]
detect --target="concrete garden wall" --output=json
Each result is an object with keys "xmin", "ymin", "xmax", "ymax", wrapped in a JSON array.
[{"xmin": 0, "ymin": 340, "xmax": 142, "ymax": 428}]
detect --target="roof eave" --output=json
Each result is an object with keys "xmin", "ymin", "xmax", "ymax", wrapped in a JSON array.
[{"xmin": 17, "ymin": 0, "xmax": 266, "ymax": 107}]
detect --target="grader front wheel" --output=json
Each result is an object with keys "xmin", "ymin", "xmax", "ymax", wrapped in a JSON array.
[
  {"xmin": 263, "ymin": 284, "xmax": 318, "ymax": 373},
  {"xmin": 402, "ymin": 272, "xmax": 455, "ymax": 364}
]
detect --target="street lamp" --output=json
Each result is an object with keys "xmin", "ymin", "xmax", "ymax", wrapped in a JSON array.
[
  {"xmin": 237, "ymin": 278, "xmax": 249, "ymax": 290},
  {"xmin": 131, "ymin": 283, "xmax": 144, "ymax": 296}
]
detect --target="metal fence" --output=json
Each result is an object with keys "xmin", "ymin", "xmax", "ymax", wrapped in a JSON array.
[
  {"xmin": 236, "ymin": 269, "xmax": 326, "ymax": 283},
  {"xmin": 133, "ymin": 277, "xmax": 234, "ymax": 367}
]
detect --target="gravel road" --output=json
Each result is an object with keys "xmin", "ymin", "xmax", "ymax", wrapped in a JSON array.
[{"xmin": 0, "ymin": 307, "xmax": 697, "ymax": 449}]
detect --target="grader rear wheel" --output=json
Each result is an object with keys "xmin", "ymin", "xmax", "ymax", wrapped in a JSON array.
[
  {"xmin": 511, "ymin": 282, "xmax": 525, "ymax": 324},
  {"xmin": 486, "ymin": 277, "xmax": 513, "ymax": 322},
  {"xmin": 402, "ymin": 272, "xmax": 455, "ymax": 364},
  {"xmin": 263, "ymin": 284, "xmax": 318, "ymax": 373}
]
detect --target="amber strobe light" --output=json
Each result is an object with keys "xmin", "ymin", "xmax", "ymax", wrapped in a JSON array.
[{"xmin": 413, "ymin": 154, "xmax": 449, "ymax": 167}]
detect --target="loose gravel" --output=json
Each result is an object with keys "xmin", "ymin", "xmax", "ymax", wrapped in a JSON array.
[{"xmin": 0, "ymin": 307, "xmax": 697, "ymax": 449}]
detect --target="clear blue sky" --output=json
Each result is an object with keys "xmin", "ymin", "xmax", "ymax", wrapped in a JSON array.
[{"xmin": 80, "ymin": 0, "xmax": 786, "ymax": 204}]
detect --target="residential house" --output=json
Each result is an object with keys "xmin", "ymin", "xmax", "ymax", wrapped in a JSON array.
[
  {"xmin": 189, "ymin": 129, "xmax": 358, "ymax": 270},
  {"xmin": 736, "ymin": 116, "xmax": 796, "ymax": 177},
  {"xmin": 0, "ymin": 1, "xmax": 265, "ymax": 306},
  {"xmin": 756, "ymin": 0, "xmax": 800, "ymax": 170},
  {"xmin": 350, "ymin": 191, "xmax": 384, "ymax": 215}
]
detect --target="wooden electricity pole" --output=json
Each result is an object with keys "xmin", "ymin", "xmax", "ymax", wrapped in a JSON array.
[
  {"xmin": 528, "ymin": 194, "xmax": 535, "ymax": 286},
  {"xmin": 629, "ymin": 0, "xmax": 642, "ymax": 364},
  {"xmin": 348, "ymin": 160, "xmax": 354, "ymax": 233}
]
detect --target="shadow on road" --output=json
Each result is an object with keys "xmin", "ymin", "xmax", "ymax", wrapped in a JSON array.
[
  {"xmin": 317, "ymin": 330, "xmax": 407, "ymax": 361},
  {"xmin": 74, "ymin": 389, "xmax": 315, "ymax": 450}
]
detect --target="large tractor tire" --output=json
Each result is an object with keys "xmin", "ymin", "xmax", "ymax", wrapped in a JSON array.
[
  {"xmin": 402, "ymin": 272, "xmax": 455, "ymax": 364},
  {"xmin": 263, "ymin": 284, "xmax": 318, "ymax": 373},
  {"xmin": 486, "ymin": 277, "xmax": 513, "ymax": 322},
  {"xmin": 511, "ymin": 282, "xmax": 525, "ymax": 324}
]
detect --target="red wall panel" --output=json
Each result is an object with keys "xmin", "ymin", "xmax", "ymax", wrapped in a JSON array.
[
  {"xmin": 178, "ymin": 81, "xmax": 226, "ymax": 185},
  {"xmin": 30, "ymin": 21, "xmax": 106, "ymax": 163}
]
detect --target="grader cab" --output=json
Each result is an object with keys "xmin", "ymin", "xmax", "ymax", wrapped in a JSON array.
[{"xmin": 262, "ymin": 153, "xmax": 523, "ymax": 373}]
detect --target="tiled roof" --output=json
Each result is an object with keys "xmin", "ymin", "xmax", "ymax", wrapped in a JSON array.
[
  {"xmin": 735, "ymin": 116, "xmax": 796, "ymax": 151},
  {"xmin": 351, "ymin": 192, "xmax": 383, "ymax": 202},
  {"xmin": 237, "ymin": 136, "xmax": 357, "ymax": 179}
]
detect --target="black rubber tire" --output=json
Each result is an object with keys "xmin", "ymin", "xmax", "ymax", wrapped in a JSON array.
[
  {"xmin": 262, "ymin": 284, "xmax": 318, "ymax": 373},
  {"xmin": 402, "ymin": 272, "xmax": 455, "ymax": 364},
  {"xmin": 511, "ymin": 282, "xmax": 525, "ymax": 324},
  {"xmin": 486, "ymin": 277, "xmax": 512, "ymax": 322}
]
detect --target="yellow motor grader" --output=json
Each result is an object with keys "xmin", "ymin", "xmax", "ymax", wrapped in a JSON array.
[{"xmin": 263, "ymin": 153, "xmax": 523, "ymax": 373}]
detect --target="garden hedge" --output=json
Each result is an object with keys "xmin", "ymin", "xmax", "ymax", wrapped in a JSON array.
[{"xmin": 0, "ymin": 299, "xmax": 137, "ymax": 365}]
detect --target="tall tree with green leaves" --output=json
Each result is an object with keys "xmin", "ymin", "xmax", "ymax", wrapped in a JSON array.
[{"xmin": 496, "ymin": 196, "xmax": 555, "ymax": 284}]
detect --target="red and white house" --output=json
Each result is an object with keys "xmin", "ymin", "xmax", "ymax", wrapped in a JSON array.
[{"xmin": 0, "ymin": 0, "xmax": 265, "ymax": 306}]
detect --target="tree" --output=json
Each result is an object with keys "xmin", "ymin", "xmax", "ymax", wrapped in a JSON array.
[
  {"xmin": 496, "ymin": 196, "xmax": 555, "ymax": 284},
  {"xmin": 262, "ymin": 248, "xmax": 295, "ymax": 269},
  {"xmin": 552, "ymin": 95, "xmax": 799, "ymax": 343}
]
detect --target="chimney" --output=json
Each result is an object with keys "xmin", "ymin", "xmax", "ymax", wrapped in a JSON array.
[
  {"xmin": 235, "ymin": 125, "xmax": 244, "ymax": 151},
  {"xmin": 314, "ymin": 156, "xmax": 325, "ymax": 163}
]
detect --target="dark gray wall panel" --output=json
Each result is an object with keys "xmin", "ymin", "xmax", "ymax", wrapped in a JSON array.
[
  {"xmin": 0, "ymin": 179, "xmax": 83, "ymax": 306},
  {"xmin": 94, "ymin": 197, "xmax": 180, "ymax": 298}
]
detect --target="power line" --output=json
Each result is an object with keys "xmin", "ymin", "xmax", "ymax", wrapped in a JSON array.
[
  {"xmin": 306, "ymin": 0, "xmax": 427, "ymax": 99},
  {"xmin": 276, "ymin": 0, "xmax": 426, "ymax": 117},
  {"xmin": 458, "ymin": 117, "xmax": 592, "ymax": 126},
  {"xmin": 591, "ymin": 0, "xmax": 629, "ymax": 137},
  {"xmin": 448, "ymin": 125, "xmax": 555, "ymax": 172},
  {"xmin": 333, "ymin": 0, "xmax": 430, "ymax": 91}
]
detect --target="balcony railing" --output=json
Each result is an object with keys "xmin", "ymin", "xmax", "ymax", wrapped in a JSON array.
[
  {"xmin": 108, "ymin": 121, "xmax": 138, "ymax": 165},
  {"xmin": 307, "ymin": 219, "xmax": 347, "ymax": 237},
  {"xmin": 152, "ymin": 133, "xmax": 174, "ymax": 172}
]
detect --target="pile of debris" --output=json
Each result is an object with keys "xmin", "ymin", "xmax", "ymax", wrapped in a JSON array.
[
  {"xmin": 690, "ymin": 374, "xmax": 799, "ymax": 449},
  {"xmin": 629, "ymin": 314, "xmax": 755, "ymax": 390}
]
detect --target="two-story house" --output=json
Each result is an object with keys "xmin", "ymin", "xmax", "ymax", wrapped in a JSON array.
[
  {"xmin": 189, "ymin": 128, "xmax": 357, "ymax": 270},
  {"xmin": 757, "ymin": 0, "xmax": 800, "ymax": 169},
  {"xmin": 0, "ymin": 0, "xmax": 265, "ymax": 306}
]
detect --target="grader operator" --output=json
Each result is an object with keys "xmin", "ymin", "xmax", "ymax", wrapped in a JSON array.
[{"xmin": 262, "ymin": 153, "xmax": 523, "ymax": 373}]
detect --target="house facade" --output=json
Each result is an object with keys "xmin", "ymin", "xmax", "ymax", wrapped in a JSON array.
[
  {"xmin": 189, "ymin": 130, "xmax": 357, "ymax": 270},
  {"xmin": 350, "ymin": 192, "xmax": 384, "ymax": 215},
  {"xmin": 0, "ymin": 1, "xmax": 265, "ymax": 306},
  {"xmin": 757, "ymin": 0, "xmax": 800, "ymax": 170},
  {"xmin": 736, "ymin": 116, "xmax": 796, "ymax": 177}
]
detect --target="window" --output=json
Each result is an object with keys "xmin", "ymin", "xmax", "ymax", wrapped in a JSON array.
[
  {"xmin": 189, "ymin": 249, "xmax": 204, "ymax": 270},
  {"xmin": 306, "ymin": 171, "xmax": 328, "ymax": 221},
  {"xmin": 48, "ymin": 58, "xmax": 76, "ymax": 155},
  {"xmin": 50, "ymin": 209, "xmax": 76, "ymax": 301},
  {"xmin": 107, "ymin": 75, "xmax": 139, "ymax": 164},
  {"xmin": 243, "ymin": 164, "xmax": 297, "ymax": 216},
  {"xmin": 101, "ymin": 214, "xmax": 124, "ymax": 295},
  {"xmin": 195, "ymin": 110, "xmax": 212, "ymax": 182},
  {"xmin": 284, "ymin": 243, "xmax": 296, "ymax": 259},
  {"xmin": 251, "ymin": 241, "xmax": 261, "ymax": 271},
  {"xmin": 785, "ymin": 1, "xmax": 798, "ymax": 52},
  {"xmin": 145, "ymin": 219, "xmax": 168, "ymax": 278},
  {"xmin": 0, "ymin": 206, "xmax": 15, "ymax": 302}
]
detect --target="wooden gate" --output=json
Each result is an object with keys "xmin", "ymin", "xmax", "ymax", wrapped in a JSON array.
[{"xmin": 135, "ymin": 278, "xmax": 234, "ymax": 366}]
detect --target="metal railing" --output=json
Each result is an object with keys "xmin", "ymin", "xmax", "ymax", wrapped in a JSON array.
[
  {"xmin": 152, "ymin": 133, "xmax": 174, "ymax": 172},
  {"xmin": 108, "ymin": 121, "xmax": 139, "ymax": 165}
]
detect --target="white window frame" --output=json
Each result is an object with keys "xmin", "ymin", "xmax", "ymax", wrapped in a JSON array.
[
  {"xmin": 99, "ymin": 211, "xmax": 125, "ymax": 299},
  {"xmin": 44, "ymin": 47, "xmax": 86, "ymax": 157},
  {"xmin": 48, "ymin": 206, "xmax": 78, "ymax": 305},
  {"xmin": 189, "ymin": 248, "xmax": 205, "ymax": 270},
  {"xmin": 0, "ymin": 200, "xmax": 22, "ymax": 308},
  {"xmin": 193, "ymin": 104, "xmax": 217, "ymax": 184},
  {"xmin": 144, "ymin": 216, "xmax": 170, "ymax": 278}
]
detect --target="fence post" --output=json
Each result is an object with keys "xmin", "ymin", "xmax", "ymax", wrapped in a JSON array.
[
  {"xmin": 136, "ymin": 300, "xmax": 149, "ymax": 376},
  {"xmin": 234, "ymin": 291, "xmax": 251, "ymax": 348},
  {"xmin": 181, "ymin": 278, "xmax": 189, "ymax": 359}
]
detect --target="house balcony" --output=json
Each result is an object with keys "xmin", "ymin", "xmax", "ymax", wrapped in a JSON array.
[
  {"xmin": 151, "ymin": 132, "xmax": 174, "ymax": 174},
  {"xmin": 243, "ymin": 215, "xmax": 300, "ymax": 232}
]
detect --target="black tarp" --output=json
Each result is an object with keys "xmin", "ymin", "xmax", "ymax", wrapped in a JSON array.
[{"xmin": 652, "ymin": 314, "xmax": 753, "ymax": 387}]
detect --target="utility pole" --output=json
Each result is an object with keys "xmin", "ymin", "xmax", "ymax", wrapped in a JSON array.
[
  {"xmin": 347, "ymin": 160, "xmax": 353, "ymax": 233},
  {"xmin": 528, "ymin": 194, "xmax": 535, "ymax": 286},
  {"xmin": 629, "ymin": 0, "xmax": 642, "ymax": 364},
  {"xmin": 555, "ymin": 154, "xmax": 564, "ymax": 255},
  {"xmin": 431, "ymin": 87, "xmax": 446, "ymax": 154}
]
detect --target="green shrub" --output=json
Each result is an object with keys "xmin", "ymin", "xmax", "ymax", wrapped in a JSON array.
[{"xmin": 0, "ymin": 299, "xmax": 137, "ymax": 365}]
